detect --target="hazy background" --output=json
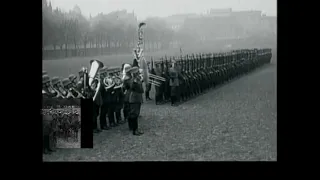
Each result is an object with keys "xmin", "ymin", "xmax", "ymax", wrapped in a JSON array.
[
  {"xmin": 43, "ymin": 0, "xmax": 277, "ymax": 61},
  {"xmin": 49, "ymin": 0, "xmax": 277, "ymax": 20}
]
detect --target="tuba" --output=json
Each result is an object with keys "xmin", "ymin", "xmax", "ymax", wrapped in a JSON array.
[{"xmin": 88, "ymin": 60, "xmax": 104, "ymax": 102}]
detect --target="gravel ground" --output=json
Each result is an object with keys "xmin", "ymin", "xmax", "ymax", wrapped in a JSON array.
[{"xmin": 43, "ymin": 64, "xmax": 277, "ymax": 161}]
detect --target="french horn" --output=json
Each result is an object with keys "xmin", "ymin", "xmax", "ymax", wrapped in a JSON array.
[{"xmin": 113, "ymin": 71, "xmax": 123, "ymax": 89}]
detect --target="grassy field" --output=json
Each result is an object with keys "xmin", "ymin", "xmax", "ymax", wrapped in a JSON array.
[{"xmin": 42, "ymin": 46, "xmax": 235, "ymax": 78}]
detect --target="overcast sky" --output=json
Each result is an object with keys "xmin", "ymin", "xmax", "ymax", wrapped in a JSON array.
[{"xmin": 49, "ymin": 0, "xmax": 277, "ymax": 20}]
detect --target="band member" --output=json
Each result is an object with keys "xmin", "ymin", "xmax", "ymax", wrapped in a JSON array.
[
  {"xmin": 128, "ymin": 67, "xmax": 144, "ymax": 135},
  {"xmin": 99, "ymin": 68, "xmax": 112, "ymax": 130},
  {"xmin": 107, "ymin": 73, "xmax": 118, "ymax": 127},
  {"xmin": 145, "ymin": 62, "xmax": 152, "ymax": 100},
  {"xmin": 92, "ymin": 78, "xmax": 103, "ymax": 133},
  {"xmin": 122, "ymin": 63, "xmax": 132, "ymax": 127},
  {"xmin": 114, "ymin": 74, "xmax": 125, "ymax": 124},
  {"xmin": 169, "ymin": 60, "xmax": 179, "ymax": 106}
]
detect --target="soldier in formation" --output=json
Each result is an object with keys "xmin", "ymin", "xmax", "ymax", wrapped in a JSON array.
[{"xmin": 150, "ymin": 48, "xmax": 272, "ymax": 105}]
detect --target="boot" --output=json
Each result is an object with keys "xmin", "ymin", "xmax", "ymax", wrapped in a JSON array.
[
  {"xmin": 128, "ymin": 118, "xmax": 133, "ymax": 131},
  {"xmin": 133, "ymin": 129, "xmax": 144, "ymax": 136}
]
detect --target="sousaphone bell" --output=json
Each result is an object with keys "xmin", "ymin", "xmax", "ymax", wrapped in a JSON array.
[{"xmin": 88, "ymin": 59, "xmax": 104, "ymax": 101}]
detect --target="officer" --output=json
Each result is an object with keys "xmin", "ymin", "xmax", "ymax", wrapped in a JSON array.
[
  {"xmin": 169, "ymin": 60, "xmax": 179, "ymax": 106},
  {"xmin": 127, "ymin": 66, "xmax": 144, "ymax": 136}
]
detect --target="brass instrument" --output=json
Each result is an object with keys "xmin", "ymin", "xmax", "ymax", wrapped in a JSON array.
[
  {"xmin": 88, "ymin": 60, "xmax": 104, "ymax": 102},
  {"xmin": 112, "ymin": 68, "xmax": 123, "ymax": 89},
  {"xmin": 51, "ymin": 77, "xmax": 67, "ymax": 98},
  {"xmin": 121, "ymin": 63, "xmax": 132, "ymax": 81},
  {"xmin": 42, "ymin": 75, "xmax": 57, "ymax": 96},
  {"xmin": 61, "ymin": 78, "xmax": 76, "ymax": 98}
]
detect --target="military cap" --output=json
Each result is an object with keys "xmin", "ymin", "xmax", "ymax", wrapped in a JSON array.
[
  {"xmin": 42, "ymin": 75, "xmax": 50, "ymax": 84},
  {"xmin": 68, "ymin": 74, "xmax": 77, "ymax": 82},
  {"xmin": 123, "ymin": 64, "xmax": 132, "ymax": 73},
  {"xmin": 62, "ymin": 78, "xmax": 72, "ymax": 88},
  {"xmin": 51, "ymin": 76, "xmax": 61, "ymax": 85}
]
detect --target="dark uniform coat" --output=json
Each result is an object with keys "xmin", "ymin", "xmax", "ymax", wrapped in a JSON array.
[
  {"xmin": 128, "ymin": 77, "xmax": 144, "ymax": 119},
  {"xmin": 169, "ymin": 67, "xmax": 179, "ymax": 96}
]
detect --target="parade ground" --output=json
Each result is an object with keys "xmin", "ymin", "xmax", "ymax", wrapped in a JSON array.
[{"xmin": 43, "ymin": 63, "xmax": 277, "ymax": 161}]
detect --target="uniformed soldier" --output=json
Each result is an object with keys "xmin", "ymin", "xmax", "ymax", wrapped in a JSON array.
[
  {"xmin": 127, "ymin": 66, "xmax": 144, "ymax": 135},
  {"xmin": 99, "ymin": 67, "xmax": 111, "ymax": 130},
  {"xmin": 169, "ymin": 60, "xmax": 179, "ymax": 106},
  {"xmin": 163, "ymin": 59, "xmax": 171, "ymax": 103},
  {"xmin": 92, "ymin": 76, "xmax": 103, "ymax": 133},
  {"xmin": 186, "ymin": 56, "xmax": 195, "ymax": 98},
  {"xmin": 179, "ymin": 58, "xmax": 187, "ymax": 101},
  {"xmin": 113, "ymin": 71, "xmax": 125, "ymax": 124},
  {"xmin": 154, "ymin": 62, "xmax": 164, "ymax": 105},
  {"xmin": 122, "ymin": 63, "xmax": 133, "ymax": 128},
  {"xmin": 104, "ymin": 71, "xmax": 118, "ymax": 128}
]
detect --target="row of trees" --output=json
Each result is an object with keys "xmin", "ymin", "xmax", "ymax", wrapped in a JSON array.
[{"xmin": 42, "ymin": 0, "xmax": 178, "ymax": 59}]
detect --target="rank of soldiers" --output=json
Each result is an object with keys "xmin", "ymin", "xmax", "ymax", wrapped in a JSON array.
[{"xmin": 43, "ymin": 48, "xmax": 272, "ymax": 103}]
